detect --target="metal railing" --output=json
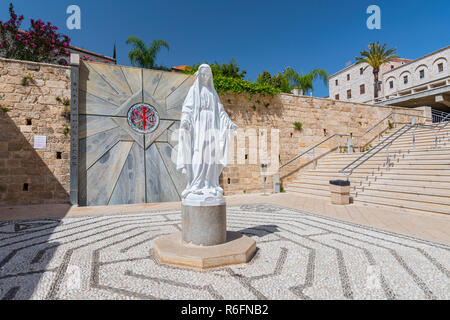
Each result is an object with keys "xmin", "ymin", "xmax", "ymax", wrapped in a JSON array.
[
  {"xmin": 340, "ymin": 113, "xmax": 450, "ymax": 179},
  {"xmin": 432, "ymin": 109, "xmax": 450, "ymax": 123},
  {"xmin": 339, "ymin": 124, "xmax": 414, "ymax": 178}
]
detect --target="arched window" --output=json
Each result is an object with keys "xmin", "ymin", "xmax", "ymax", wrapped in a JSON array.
[
  {"xmin": 432, "ymin": 57, "xmax": 447, "ymax": 75},
  {"xmin": 414, "ymin": 64, "xmax": 429, "ymax": 83}
]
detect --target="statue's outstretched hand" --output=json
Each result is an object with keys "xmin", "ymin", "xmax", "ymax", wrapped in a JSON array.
[{"xmin": 230, "ymin": 122, "xmax": 238, "ymax": 131}]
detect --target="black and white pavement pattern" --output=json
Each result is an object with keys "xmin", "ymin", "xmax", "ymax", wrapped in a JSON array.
[{"xmin": 0, "ymin": 204, "xmax": 449, "ymax": 300}]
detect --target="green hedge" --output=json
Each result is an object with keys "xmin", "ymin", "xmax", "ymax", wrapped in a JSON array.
[{"xmin": 213, "ymin": 75, "xmax": 281, "ymax": 97}]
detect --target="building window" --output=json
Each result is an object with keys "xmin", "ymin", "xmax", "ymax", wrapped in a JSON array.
[
  {"xmin": 403, "ymin": 76, "xmax": 408, "ymax": 84},
  {"xmin": 347, "ymin": 74, "xmax": 350, "ymax": 81},
  {"xmin": 335, "ymin": 79, "xmax": 339, "ymax": 86},
  {"xmin": 389, "ymin": 81, "xmax": 394, "ymax": 89},
  {"xmin": 347, "ymin": 90, "xmax": 351, "ymax": 99},
  {"xmin": 360, "ymin": 68, "xmax": 363, "ymax": 75},
  {"xmin": 438, "ymin": 63, "xmax": 444, "ymax": 73},
  {"xmin": 419, "ymin": 70, "xmax": 425, "ymax": 79},
  {"xmin": 360, "ymin": 84, "xmax": 365, "ymax": 95},
  {"xmin": 335, "ymin": 94, "xmax": 339, "ymax": 100}
]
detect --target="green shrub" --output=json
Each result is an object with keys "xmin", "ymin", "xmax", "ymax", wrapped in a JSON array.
[
  {"xmin": 63, "ymin": 126, "xmax": 70, "ymax": 136},
  {"xmin": 388, "ymin": 120, "xmax": 394, "ymax": 130},
  {"xmin": 21, "ymin": 74, "xmax": 33, "ymax": 85},
  {"xmin": 293, "ymin": 122, "xmax": 303, "ymax": 131}
]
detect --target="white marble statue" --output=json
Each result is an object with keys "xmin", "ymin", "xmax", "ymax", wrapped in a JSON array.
[{"xmin": 177, "ymin": 64, "xmax": 237, "ymax": 206}]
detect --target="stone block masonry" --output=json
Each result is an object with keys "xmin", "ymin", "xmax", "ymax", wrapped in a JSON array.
[
  {"xmin": 221, "ymin": 92, "xmax": 425, "ymax": 196},
  {"xmin": 0, "ymin": 58, "xmax": 71, "ymax": 206}
]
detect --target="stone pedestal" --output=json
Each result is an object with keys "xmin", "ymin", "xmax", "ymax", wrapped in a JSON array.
[
  {"xmin": 154, "ymin": 231, "xmax": 256, "ymax": 270},
  {"xmin": 154, "ymin": 203, "xmax": 257, "ymax": 270},
  {"xmin": 330, "ymin": 180, "xmax": 351, "ymax": 205},
  {"xmin": 182, "ymin": 204, "xmax": 227, "ymax": 246}
]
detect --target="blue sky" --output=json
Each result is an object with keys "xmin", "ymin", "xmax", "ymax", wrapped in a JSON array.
[{"xmin": 2, "ymin": 0, "xmax": 449, "ymax": 97}]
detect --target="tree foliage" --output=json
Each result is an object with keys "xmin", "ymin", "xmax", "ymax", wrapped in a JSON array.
[
  {"xmin": 0, "ymin": 3, "xmax": 71, "ymax": 64},
  {"xmin": 126, "ymin": 36, "xmax": 169, "ymax": 69},
  {"xmin": 284, "ymin": 68, "xmax": 329, "ymax": 95},
  {"xmin": 355, "ymin": 42, "xmax": 399, "ymax": 71},
  {"xmin": 189, "ymin": 58, "xmax": 247, "ymax": 79},
  {"xmin": 355, "ymin": 42, "xmax": 398, "ymax": 98},
  {"xmin": 257, "ymin": 70, "xmax": 290, "ymax": 93}
]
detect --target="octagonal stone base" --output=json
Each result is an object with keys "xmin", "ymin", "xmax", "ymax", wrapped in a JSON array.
[{"xmin": 154, "ymin": 231, "xmax": 256, "ymax": 270}]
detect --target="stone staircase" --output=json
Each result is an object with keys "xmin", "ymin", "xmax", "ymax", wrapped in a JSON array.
[{"xmin": 284, "ymin": 126, "xmax": 450, "ymax": 214}]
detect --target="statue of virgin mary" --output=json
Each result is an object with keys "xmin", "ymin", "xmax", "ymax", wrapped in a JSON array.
[{"xmin": 176, "ymin": 64, "xmax": 237, "ymax": 206}]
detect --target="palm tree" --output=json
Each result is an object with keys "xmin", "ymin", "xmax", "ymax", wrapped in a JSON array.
[
  {"xmin": 126, "ymin": 36, "xmax": 169, "ymax": 69},
  {"xmin": 284, "ymin": 68, "xmax": 329, "ymax": 96},
  {"xmin": 355, "ymin": 42, "xmax": 399, "ymax": 99}
]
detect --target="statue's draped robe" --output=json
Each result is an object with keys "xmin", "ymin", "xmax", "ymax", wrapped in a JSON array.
[{"xmin": 177, "ymin": 68, "xmax": 236, "ymax": 199}]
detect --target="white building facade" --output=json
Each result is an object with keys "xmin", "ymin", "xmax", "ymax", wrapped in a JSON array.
[
  {"xmin": 379, "ymin": 46, "xmax": 449, "ymax": 109},
  {"xmin": 329, "ymin": 46, "xmax": 450, "ymax": 111},
  {"xmin": 328, "ymin": 58, "xmax": 410, "ymax": 104}
]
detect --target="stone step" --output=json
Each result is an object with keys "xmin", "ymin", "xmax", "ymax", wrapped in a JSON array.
[
  {"xmin": 318, "ymin": 164, "xmax": 450, "ymax": 170},
  {"xmin": 354, "ymin": 184, "xmax": 450, "ymax": 198},
  {"xmin": 290, "ymin": 177, "xmax": 353, "ymax": 186},
  {"xmin": 289, "ymin": 175, "xmax": 450, "ymax": 193},
  {"xmin": 369, "ymin": 173, "xmax": 450, "ymax": 182},
  {"xmin": 354, "ymin": 189, "xmax": 450, "ymax": 206},
  {"xmin": 319, "ymin": 157, "xmax": 450, "ymax": 166},
  {"xmin": 393, "ymin": 133, "xmax": 449, "ymax": 139},
  {"xmin": 353, "ymin": 194, "xmax": 450, "ymax": 215},
  {"xmin": 312, "ymin": 168, "xmax": 450, "ymax": 175},
  {"xmin": 325, "ymin": 148, "xmax": 450, "ymax": 159},
  {"xmin": 290, "ymin": 174, "xmax": 450, "ymax": 189},
  {"xmin": 394, "ymin": 135, "xmax": 450, "ymax": 142},
  {"xmin": 359, "ymin": 179, "xmax": 450, "ymax": 189}
]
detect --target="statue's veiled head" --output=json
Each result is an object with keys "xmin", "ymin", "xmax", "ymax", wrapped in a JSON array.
[{"xmin": 196, "ymin": 64, "xmax": 213, "ymax": 88}]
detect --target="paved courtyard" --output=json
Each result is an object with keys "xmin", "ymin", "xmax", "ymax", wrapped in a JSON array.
[{"xmin": 0, "ymin": 204, "xmax": 449, "ymax": 300}]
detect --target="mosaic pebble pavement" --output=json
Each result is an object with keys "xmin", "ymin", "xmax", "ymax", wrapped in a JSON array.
[{"xmin": 0, "ymin": 204, "xmax": 449, "ymax": 300}]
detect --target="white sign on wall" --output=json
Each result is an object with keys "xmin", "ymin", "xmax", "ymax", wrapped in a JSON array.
[{"xmin": 34, "ymin": 136, "xmax": 47, "ymax": 149}]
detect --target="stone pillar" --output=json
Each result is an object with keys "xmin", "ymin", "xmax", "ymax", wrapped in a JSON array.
[
  {"xmin": 69, "ymin": 54, "xmax": 80, "ymax": 206},
  {"xmin": 182, "ymin": 205, "xmax": 227, "ymax": 246}
]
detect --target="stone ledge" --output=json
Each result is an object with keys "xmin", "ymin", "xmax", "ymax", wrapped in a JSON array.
[{"xmin": 154, "ymin": 231, "xmax": 256, "ymax": 270}]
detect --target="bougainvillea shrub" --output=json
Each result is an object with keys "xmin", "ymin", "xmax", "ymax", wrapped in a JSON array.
[{"xmin": 0, "ymin": 3, "xmax": 71, "ymax": 64}]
